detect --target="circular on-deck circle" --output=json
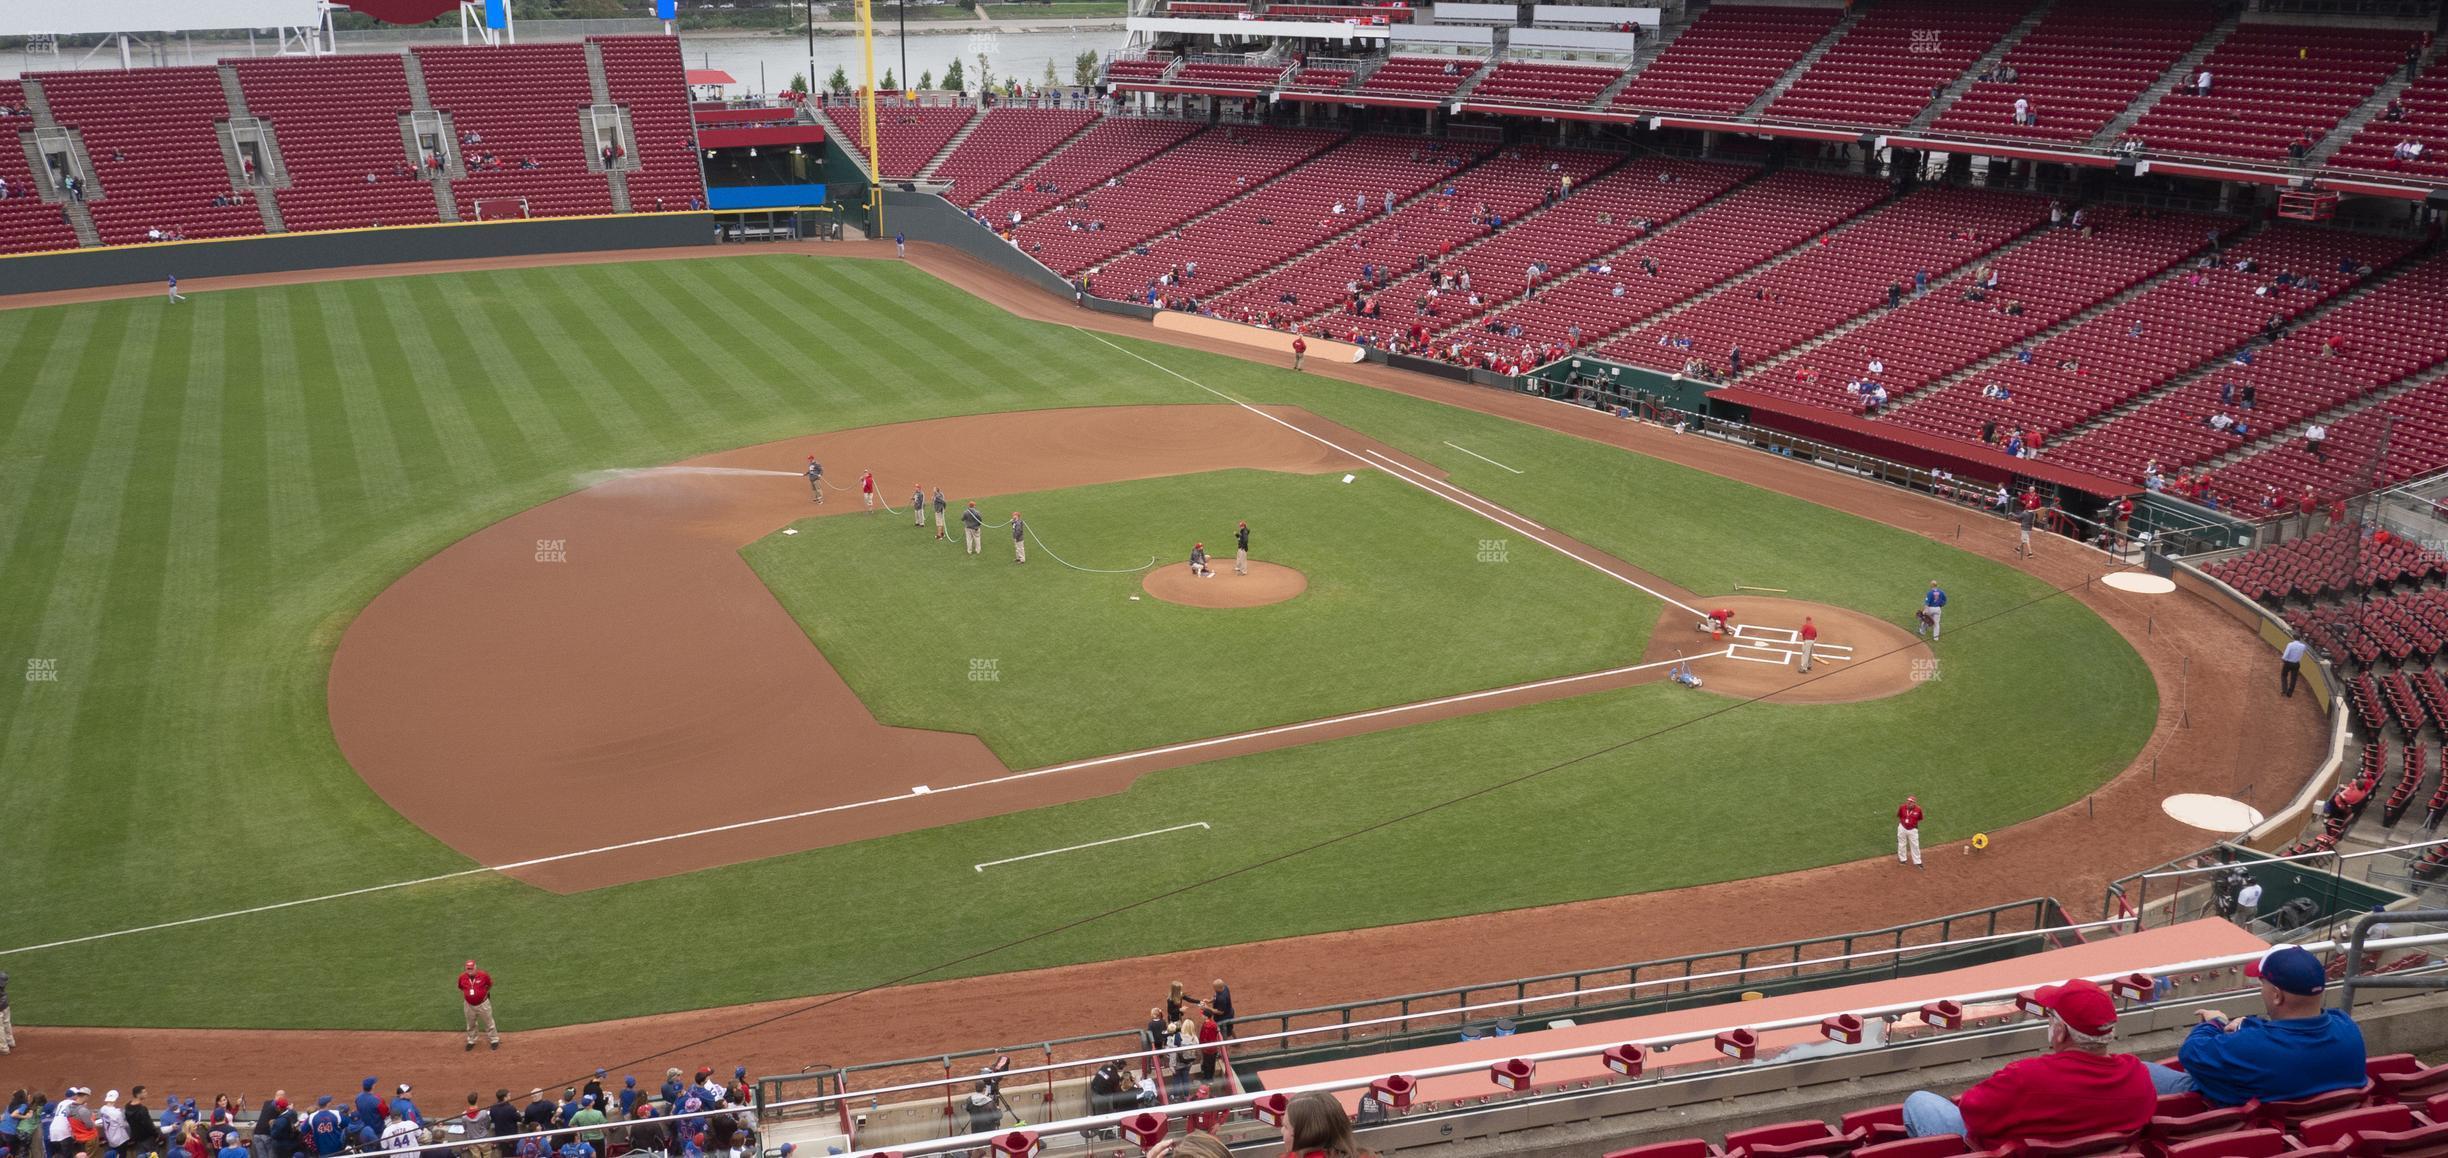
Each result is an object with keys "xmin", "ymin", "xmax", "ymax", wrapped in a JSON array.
[
  {"xmin": 2102, "ymin": 572, "xmax": 2178, "ymax": 595},
  {"xmin": 1140, "ymin": 560, "xmax": 1307, "ymax": 608},
  {"xmin": 2160, "ymin": 793, "xmax": 2266, "ymax": 833}
]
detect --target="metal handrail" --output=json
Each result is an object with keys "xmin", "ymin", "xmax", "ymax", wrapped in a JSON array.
[{"xmin": 762, "ymin": 899, "xmax": 2072, "ymax": 1109}]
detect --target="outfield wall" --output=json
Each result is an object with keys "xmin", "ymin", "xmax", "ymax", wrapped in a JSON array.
[
  {"xmin": 0, "ymin": 213, "xmax": 723, "ymax": 295},
  {"xmin": 880, "ymin": 190, "xmax": 1156, "ymax": 321}
]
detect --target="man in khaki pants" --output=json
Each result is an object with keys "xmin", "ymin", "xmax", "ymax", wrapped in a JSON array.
[
  {"xmin": 1011, "ymin": 512, "xmax": 1028, "ymax": 563},
  {"xmin": 459, "ymin": 960, "xmax": 502, "ymax": 1051},
  {"xmin": 962, "ymin": 502, "xmax": 984, "ymax": 555},
  {"xmin": 0, "ymin": 969, "xmax": 13, "ymax": 1053},
  {"xmin": 1798, "ymin": 617, "xmax": 1818, "ymax": 673},
  {"xmin": 1234, "ymin": 521, "xmax": 1250, "ymax": 575}
]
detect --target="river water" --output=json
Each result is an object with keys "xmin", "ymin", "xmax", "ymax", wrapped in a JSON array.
[{"xmin": 3, "ymin": 26, "xmax": 1127, "ymax": 90}]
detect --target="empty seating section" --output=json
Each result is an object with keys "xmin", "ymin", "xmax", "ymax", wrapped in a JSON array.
[
  {"xmin": 1174, "ymin": 62, "xmax": 1291, "ymax": 89},
  {"xmin": 2049, "ymin": 254, "xmax": 2448, "ymax": 490},
  {"xmin": 1468, "ymin": 61, "xmax": 1626, "ymax": 108},
  {"xmin": 1896, "ymin": 225, "xmax": 2411, "ymax": 457},
  {"xmin": 233, "ymin": 56, "xmax": 435, "ymax": 234},
  {"xmin": 2208, "ymin": 523, "xmax": 2448, "ymax": 602},
  {"xmin": 34, "ymin": 67, "xmax": 268, "ymax": 245},
  {"xmin": 1611, "ymin": 6, "xmax": 1841, "ymax": 115},
  {"xmin": 1105, "ymin": 57, "xmax": 1176, "ymax": 82},
  {"xmin": 415, "ymin": 43, "xmax": 610, "ymax": 219},
  {"xmin": 1928, "ymin": 0, "xmax": 2217, "ymax": 143},
  {"xmin": 1090, "ymin": 135, "xmax": 1482, "ymax": 305},
  {"xmin": 1207, "ymin": 145, "xmax": 1601, "ymax": 326},
  {"xmin": 820, "ymin": 104, "xmax": 975, "ymax": 177},
  {"xmin": 933, "ymin": 108, "xmax": 1098, "ymax": 206},
  {"xmin": 1608, "ymin": 187, "xmax": 2049, "ymax": 376},
  {"xmin": 1285, "ymin": 67, "xmax": 1357, "ymax": 90},
  {"xmin": 0, "ymin": 86, "xmax": 79, "ymax": 254},
  {"xmin": 1762, "ymin": 0, "xmax": 2024, "ymax": 129},
  {"xmin": 1335, "ymin": 156, "xmax": 1749, "ymax": 347},
  {"xmin": 1358, "ymin": 56, "xmax": 1479, "ymax": 98},
  {"xmin": 1010, "ymin": 125, "xmax": 1341, "ymax": 274},
  {"xmin": 593, "ymin": 36, "xmax": 706, "ymax": 212},
  {"xmin": 1271, "ymin": 4, "xmax": 1416, "ymax": 20},
  {"xmin": 1748, "ymin": 213, "xmax": 2218, "ymax": 417},
  {"xmin": 2204, "ymin": 373, "xmax": 2448, "ymax": 506},
  {"xmin": 2330, "ymin": 55, "xmax": 2448, "ymax": 179},
  {"xmin": 2126, "ymin": 25, "xmax": 2422, "ymax": 162},
  {"xmin": 977, "ymin": 117, "xmax": 1202, "ymax": 226},
  {"xmin": 1478, "ymin": 170, "xmax": 1888, "ymax": 350}
]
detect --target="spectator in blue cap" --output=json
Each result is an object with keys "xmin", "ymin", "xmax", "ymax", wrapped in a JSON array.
[
  {"xmin": 2147, "ymin": 945, "xmax": 2365, "ymax": 1105},
  {"xmin": 354, "ymin": 1082, "xmax": 383, "ymax": 1136},
  {"xmin": 616, "ymin": 1080, "xmax": 638, "ymax": 1120}
]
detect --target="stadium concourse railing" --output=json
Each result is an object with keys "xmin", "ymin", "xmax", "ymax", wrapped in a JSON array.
[
  {"xmin": 711, "ymin": 929, "xmax": 2448, "ymax": 1158},
  {"xmin": 752, "ymin": 899, "xmax": 2080, "ymax": 1119}
]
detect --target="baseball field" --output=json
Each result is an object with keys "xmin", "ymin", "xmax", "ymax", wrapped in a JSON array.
[{"xmin": 0, "ymin": 250, "xmax": 2156, "ymax": 1036}]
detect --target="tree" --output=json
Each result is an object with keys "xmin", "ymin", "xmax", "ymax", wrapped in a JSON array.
[
  {"xmin": 1043, "ymin": 57, "xmax": 1059, "ymax": 86},
  {"xmin": 882, "ymin": 68, "xmax": 898, "ymax": 90},
  {"xmin": 919, "ymin": 69, "xmax": 935, "ymax": 90},
  {"xmin": 1073, "ymin": 50, "xmax": 1100, "ymax": 86},
  {"xmin": 975, "ymin": 52, "xmax": 996, "ymax": 96},
  {"xmin": 789, "ymin": 72, "xmax": 810, "ymax": 95},
  {"xmin": 826, "ymin": 65, "xmax": 851, "ymax": 93},
  {"xmin": 942, "ymin": 57, "xmax": 966, "ymax": 91},
  {"xmin": 561, "ymin": 0, "xmax": 623, "ymax": 17}
]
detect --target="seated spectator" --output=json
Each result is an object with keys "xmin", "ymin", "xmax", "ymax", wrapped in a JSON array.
[
  {"xmin": 2148, "ymin": 946, "xmax": 2366, "ymax": 1105},
  {"xmin": 1903, "ymin": 978, "xmax": 2155, "ymax": 1147},
  {"xmin": 2385, "ymin": 99, "xmax": 2407, "ymax": 121}
]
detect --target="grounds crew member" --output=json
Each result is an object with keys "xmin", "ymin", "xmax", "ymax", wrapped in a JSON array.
[
  {"xmin": 1799, "ymin": 616, "xmax": 1818, "ymax": 672},
  {"xmin": 962, "ymin": 502, "xmax": 984, "ymax": 555},
  {"xmin": 805, "ymin": 457, "xmax": 823, "ymax": 504},
  {"xmin": 1897, "ymin": 794, "xmax": 1924, "ymax": 868},
  {"xmin": 933, "ymin": 487, "xmax": 949, "ymax": 541},
  {"xmin": 912, "ymin": 485, "xmax": 927, "ymax": 528},
  {"xmin": 1234, "ymin": 521, "xmax": 1250, "ymax": 575},
  {"xmin": 1012, "ymin": 512, "xmax": 1028, "ymax": 563},
  {"xmin": 459, "ymin": 960, "xmax": 501, "ymax": 1051}
]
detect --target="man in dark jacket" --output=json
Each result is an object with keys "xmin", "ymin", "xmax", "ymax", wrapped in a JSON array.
[
  {"xmin": 520, "ymin": 1091, "xmax": 557, "ymax": 1138},
  {"xmin": 126, "ymin": 1088, "xmax": 164, "ymax": 1157},
  {"xmin": 484, "ymin": 1093, "xmax": 519, "ymax": 1148},
  {"xmin": 1208, "ymin": 979, "xmax": 1237, "ymax": 1039}
]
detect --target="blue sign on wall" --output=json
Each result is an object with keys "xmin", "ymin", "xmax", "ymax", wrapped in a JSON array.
[
  {"xmin": 655, "ymin": 0, "xmax": 677, "ymax": 17},
  {"xmin": 707, "ymin": 184, "xmax": 829, "ymax": 210},
  {"xmin": 484, "ymin": 0, "xmax": 508, "ymax": 27}
]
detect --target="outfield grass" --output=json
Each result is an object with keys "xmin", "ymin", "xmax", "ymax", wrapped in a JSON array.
[
  {"xmin": 745, "ymin": 469, "xmax": 1660, "ymax": 767},
  {"xmin": 0, "ymin": 254, "xmax": 2153, "ymax": 1030}
]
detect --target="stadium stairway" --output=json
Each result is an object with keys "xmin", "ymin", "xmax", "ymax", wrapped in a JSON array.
[
  {"xmin": 1910, "ymin": 0, "xmax": 2057, "ymax": 132},
  {"xmin": 2312, "ymin": 38, "xmax": 2442, "ymax": 169},
  {"xmin": 1465, "ymin": 169, "xmax": 1874, "ymax": 348},
  {"xmin": 2090, "ymin": 7, "xmax": 2241, "ymax": 147},
  {"xmin": 1449, "ymin": 57, "xmax": 1502, "ymax": 101},
  {"xmin": 1123, "ymin": 142, "xmax": 1491, "ymax": 305},
  {"xmin": 936, "ymin": 110, "xmax": 1105, "ymax": 208},
  {"xmin": 14, "ymin": 79, "xmax": 102, "ymax": 248},
  {"xmin": 581, "ymin": 42, "xmax": 631, "ymax": 212},
  {"xmin": 1733, "ymin": 217, "xmax": 2067, "ymax": 387},
  {"xmin": 2192, "ymin": 370, "xmax": 2436, "ymax": 478},
  {"xmin": 1875, "ymin": 222, "xmax": 2263, "ymax": 424},
  {"xmin": 2035, "ymin": 250, "xmax": 2428, "ymax": 463},
  {"xmin": 1744, "ymin": 7, "xmax": 1868, "ymax": 119},
  {"xmin": 920, "ymin": 111, "xmax": 990, "ymax": 181},
  {"xmin": 396, "ymin": 53, "xmax": 457, "ymax": 221}
]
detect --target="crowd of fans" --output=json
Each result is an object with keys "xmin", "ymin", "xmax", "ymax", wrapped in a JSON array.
[{"xmin": 0, "ymin": 1069, "xmax": 768, "ymax": 1158}]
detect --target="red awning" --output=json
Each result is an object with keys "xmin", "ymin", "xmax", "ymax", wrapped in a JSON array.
[
  {"xmin": 687, "ymin": 69, "xmax": 739, "ymax": 86},
  {"xmin": 344, "ymin": 0, "xmax": 460, "ymax": 23},
  {"xmin": 1711, "ymin": 387, "xmax": 2135, "ymax": 496}
]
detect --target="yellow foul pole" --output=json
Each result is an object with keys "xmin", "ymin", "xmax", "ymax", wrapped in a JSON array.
[{"xmin": 856, "ymin": 0, "xmax": 884, "ymax": 237}]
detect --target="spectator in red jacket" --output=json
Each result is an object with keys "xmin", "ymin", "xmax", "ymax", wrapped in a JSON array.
[
  {"xmin": 1196, "ymin": 1009, "xmax": 1223, "ymax": 1081},
  {"xmin": 1900, "ymin": 978, "xmax": 2154, "ymax": 1147}
]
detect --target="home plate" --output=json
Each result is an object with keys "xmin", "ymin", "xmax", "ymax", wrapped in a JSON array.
[
  {"xmin": 2102, "ymin": 572, "xmax": 2175, "ymax": 595},
  {"xmin": 2161, "ymin": 793, "xmax": 2263, "ymax": 833}
]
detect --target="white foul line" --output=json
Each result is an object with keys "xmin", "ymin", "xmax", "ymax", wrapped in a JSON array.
[
  {"xmin": 1067, "ymin": 328, "xmax": 1702, "ymax": 617},
  {"xmin": 1443, "ymin": 441, "xmax": 1524, "ymax": 474},
  {"xmin": 975, "ymin": 822, "xmax": 1212, "ymax": 872},
  {"xmin": 0, "ymin": 649, "xmax": 1725, "ymax": 957}
]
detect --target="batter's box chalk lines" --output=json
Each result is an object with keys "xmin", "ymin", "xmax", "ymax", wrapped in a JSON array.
[
  {"xmin": 974, "ymin": 822, "xmax": 1211, "ymax": 872},
  {"xmin": 1, "ymin": 649, "xmax": 1727, "ymax": 958},
  {"xmin": 1069, "ymin": 327, "xmax": 1705, "ymax": 619}
]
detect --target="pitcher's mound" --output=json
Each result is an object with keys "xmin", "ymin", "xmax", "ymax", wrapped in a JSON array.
[{"xmin": 1142, "ymin": 561, "xmax": 1308, "ymax": 608}]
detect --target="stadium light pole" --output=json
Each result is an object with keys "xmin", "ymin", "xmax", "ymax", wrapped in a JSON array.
[{"xmin": 806, "ymin": 0, "xmax": 819, "ymax": 101}]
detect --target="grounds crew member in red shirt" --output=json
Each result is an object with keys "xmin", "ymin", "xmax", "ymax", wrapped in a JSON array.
[
  {"xmin": 1291, "ymin": 336, "xmax": 1307, "ymax": 372},
  {"xmin": 459, "ymin": 960, "xmax": 501, "ymax": 1052},
  {"xmin": 1798, "ymin": 616, "xmax": 1819, "ymax": 673},
  {"xmin": 1901, "ymin": 978, "xmax": 2154, "ymax": 1146},
  {"xmin": 1896, "ymin": 795, "xmax": 1924, "ymax": 868}
]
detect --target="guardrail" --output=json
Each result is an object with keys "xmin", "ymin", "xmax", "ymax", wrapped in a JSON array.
[{"xmin": 753, "ymin": 898, "xmax": 2076, "ymax": 1118}]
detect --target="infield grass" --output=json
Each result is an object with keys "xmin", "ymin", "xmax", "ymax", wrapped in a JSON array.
[
  {"xmin": 745, "ymin": 469, "xmax": 1660, "ymax": 767},
  {"xmin": 0, "ymin": 254, "xmax": 2154, "ymax": 1031}
]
